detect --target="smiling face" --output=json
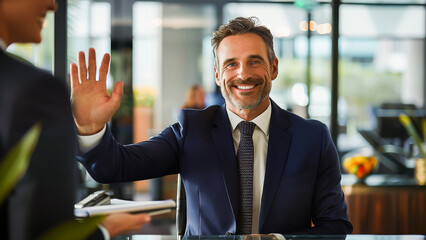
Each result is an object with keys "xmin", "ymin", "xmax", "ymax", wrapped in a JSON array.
[
  {"xmin": 214, "ymin": 33, "xmax": 278, "ymax": 120},
  {"xmin": 0, "ymin": 0, "xmax": 56, "ymax": 46}
]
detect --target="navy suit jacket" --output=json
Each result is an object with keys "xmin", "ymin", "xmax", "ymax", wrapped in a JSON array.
[
  {"xmin": 0, "ymin": 50, "xmax": 104, "ymax": 240},
  {"xmin": 79, "ymin": 100, "xmax": 352, "ymax": 236}
]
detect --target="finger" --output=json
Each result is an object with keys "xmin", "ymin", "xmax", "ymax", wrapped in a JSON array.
[
  {"xmin": 112, "ymin": 81, "xmax": 123, "ymax": 103},
  {"xmin": 112, "ymin": 81, "xmax": 124, "ymax": 99},
  {"xmin": 133, "ymin": 214, "xmax": 151, "ymax": 224},
  {"xmin": 142, "ymin": 215, "xmax": 151, "ymax": 223},
  {"xmin": 78, "ymin": 51, "xmax": 87, "ymax": 82},
  {"xmin": 88, "ymin": 48, "xmax": 97, "ymax": 81},
  {"xmin": 99, "ymin": 53, "xmax": 111, "ymax": 87},
  {"xmin": 70, "ymin": 63, "xmax": 80, "ymax": 88},
  {"xmin": 108, "ymin": 81, "xmax": 123, "ymax": 112}
]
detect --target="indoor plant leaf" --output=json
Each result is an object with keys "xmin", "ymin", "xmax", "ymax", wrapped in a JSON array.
[
  {"xmin": 37, "ymin": 215, "xmax": 106, "ymax": 240},
  {"xmin": 0, "ymin": 122, "xmax": 42, "ymax": 204}
]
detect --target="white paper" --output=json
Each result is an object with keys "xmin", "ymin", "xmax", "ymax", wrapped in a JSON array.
[{"xmin": 74, "ymin": 198, "xmax": 176, "ymax": 217}]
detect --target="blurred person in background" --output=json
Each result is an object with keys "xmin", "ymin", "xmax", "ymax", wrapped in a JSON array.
[{"xmin": 181, "ymin": 84, "xmax": 206, "ymax": 110}]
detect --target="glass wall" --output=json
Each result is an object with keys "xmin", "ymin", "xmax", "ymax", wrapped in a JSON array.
[
  {"xmin": 337, "ymin": 5, "xmax": 425, "ymax": 159},
  {"xmin": 68, "ymin": 0, "xmax": 111, "ymax": 83},
  {"xmin": 133, "ymin": 2, "xmax": 217, "ymax": 129}
]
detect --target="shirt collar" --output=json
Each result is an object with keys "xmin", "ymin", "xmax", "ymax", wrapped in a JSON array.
[
  {"xmin": 0, "ymin": 38, "xmax": 6, "ymax": 51},
  {"xmin": 226, "ymin": 100, "xmax": 272, "ymax": 136}
]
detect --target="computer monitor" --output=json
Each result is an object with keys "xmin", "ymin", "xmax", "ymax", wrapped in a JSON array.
[{"xmin": 376, "ymin": 103, "xmax": 424, "ymax": 145}]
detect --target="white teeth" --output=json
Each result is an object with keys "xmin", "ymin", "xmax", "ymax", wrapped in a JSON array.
[{"xmin": 236, "ymin": 85, "xmax": 255, "ymax": 90}]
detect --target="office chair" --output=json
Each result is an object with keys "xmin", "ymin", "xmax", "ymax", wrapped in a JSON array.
[{"xmin": 176, "ymin": 174, "xmax": 187, "ymax": 239}]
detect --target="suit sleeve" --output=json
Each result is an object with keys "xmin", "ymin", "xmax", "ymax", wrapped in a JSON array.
[{"xmin": 77, "ymin": 120, "xmax": 183, "ymax": 184}]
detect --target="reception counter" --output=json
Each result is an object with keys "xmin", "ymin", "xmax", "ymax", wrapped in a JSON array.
[{"xmin": 341, "ymin": 174, "xmax": 426, "ymax": 234}]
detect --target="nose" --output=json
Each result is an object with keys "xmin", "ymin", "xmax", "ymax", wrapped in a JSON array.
[{"xmin": 237, "ymin": 63, "xmax": 252, "ymax": 81}]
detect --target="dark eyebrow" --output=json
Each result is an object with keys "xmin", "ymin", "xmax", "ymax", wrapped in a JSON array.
[
  {"xmin": 222, "ymin": 55, "xmax": 265, "ymax": 67},
  {"xmin": 222, "ymin": 58, "xmax": 236, "ymax": 68},
  {"xmin": 248, "ymin": 55, "xmax": 265, "ymax": 62}
]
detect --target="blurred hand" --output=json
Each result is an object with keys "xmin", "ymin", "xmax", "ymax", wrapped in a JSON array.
[
  {"xmin": 70, "ymin": 48, "xmax": 123, "ymax": 135},
  {"xmin": 102, "ymin": 213, "xmax": 151, "ymax": 237}
]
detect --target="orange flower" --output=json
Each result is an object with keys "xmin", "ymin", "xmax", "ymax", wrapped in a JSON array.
[{"xmin": 343, "ymin": 155, "xmax": 377, "ymax": 180}]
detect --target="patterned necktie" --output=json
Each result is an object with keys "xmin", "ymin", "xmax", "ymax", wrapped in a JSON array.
[{"xmin": 236, "ymin": 121, "xmax": 256, "ymax": 234}]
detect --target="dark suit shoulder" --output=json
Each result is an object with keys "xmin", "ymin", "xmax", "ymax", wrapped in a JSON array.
[
  {"xmin": 0, "ymin": 50, "xmax": 70, "ymax": 106},
  {"xmin": 0, "ymin": 50, "xmax": 72, "ymax": 151},
  {"xmin": 0, "ymin": 50, "xmax": 69, "ymax": 114},
  {"xmin": 171, "ymin": 105, "xmax": 222, "ymax": 141},
  {"xmin": 0, "ymin": 50, "xmax": 55, "ymax": 83},
  {"xmin": 179, "ymin": 105, "xmax": 221, "ymax": 120}
]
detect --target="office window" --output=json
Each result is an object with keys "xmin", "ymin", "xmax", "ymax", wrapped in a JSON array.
[
  {"xmin": 337, "ymin": 5, "xmax": 425, "ymax": 153},
  {"xmin": 68, "ymin": 0, "xmax": 111, "ymax": 82},
  {"xmin": 133, "ymin": 1, "xmax": 162, "ymax": 116},
  {"xmin": 133, "ymin": 2, "xmax": 216, "ymax": 128}
]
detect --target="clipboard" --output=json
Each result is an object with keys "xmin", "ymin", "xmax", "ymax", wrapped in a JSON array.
[{"xmin": 74, "ymin": 198, "xmax": 176, "ymax": 218}]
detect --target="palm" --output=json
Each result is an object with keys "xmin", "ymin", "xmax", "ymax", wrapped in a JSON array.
[
  {"xmin": 70, "ymin": 48, "xmax": 123, "ymax": 135},
  {"xmin": 72, "ymin": 83, "xmax": 114, "ymax": 125}
]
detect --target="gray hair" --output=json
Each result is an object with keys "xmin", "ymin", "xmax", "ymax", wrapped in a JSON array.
[{"xmin": 211, "ymin": 16, "xmax": 276, "ymax": 68}]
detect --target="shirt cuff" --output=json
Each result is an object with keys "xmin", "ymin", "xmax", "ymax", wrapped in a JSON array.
[
  {"xmin": 77, "ymin": 125, "xmax": 106, "ymax": 154},
  {"xmin": 98, "ymin": 224, "xmax": 110, "ymax": 240}
]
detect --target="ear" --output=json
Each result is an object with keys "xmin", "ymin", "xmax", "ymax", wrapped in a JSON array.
[
  {"xmin": 270, "ymin": 57, "xmax": 279, "ymax": 81},
  {"xmin": 214, "ymin": 66, "xmax": 220, "ymax": 86}
]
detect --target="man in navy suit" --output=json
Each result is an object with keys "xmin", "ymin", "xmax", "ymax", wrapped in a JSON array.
[
  {"xmin": 0, "ymin": 0, "xmax": 151, "ymax": 239},
  {"xmin": 73, "ymin": 17, "xmax": 353, "ymax": 236}
]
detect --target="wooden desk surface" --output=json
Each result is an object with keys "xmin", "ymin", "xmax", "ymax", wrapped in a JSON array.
[{"xmin": 341, "ymin": 174, "xmax": 426, "ymax": 234}]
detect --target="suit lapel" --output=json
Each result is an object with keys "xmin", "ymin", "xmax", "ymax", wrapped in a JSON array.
[
  {"xmin": 259, "ymin": 101, "xmax": 292, "ymax": 231},
  {"xmin": 211, "ymin": 105, "xmax": 239, "ymax": 219}
]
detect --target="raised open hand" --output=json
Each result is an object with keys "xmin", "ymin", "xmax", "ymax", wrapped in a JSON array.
[{"xmin": 70, "ymin": 48, "xmax": 123, "ymax": 135}]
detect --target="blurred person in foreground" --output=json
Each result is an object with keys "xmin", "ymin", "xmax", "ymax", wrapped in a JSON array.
[
  {"xmin": 0, "ymin": 0, "xmax": 151, "ymax": 239},
  {"xmin": 72, "ymin": 17, "xmax": 353, "ymax": 237}
]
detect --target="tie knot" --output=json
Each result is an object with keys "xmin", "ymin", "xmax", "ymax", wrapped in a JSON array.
[{"xmin": 238, "ymin": 121, "xmax": 256, "ymax": 136}]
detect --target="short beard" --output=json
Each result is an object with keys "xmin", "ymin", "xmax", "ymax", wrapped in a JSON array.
[
  {"xmin": 222, "ymin": 78, "xmax": 271, "ymax": 110},
  {"xmin": 228, "ymin": 92, "xmax": 265, "ymax": 109}
]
